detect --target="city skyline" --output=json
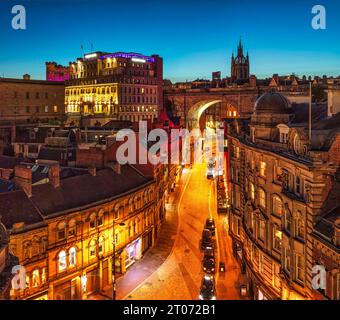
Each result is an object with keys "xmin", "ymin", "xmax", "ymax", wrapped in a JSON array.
[{"xmin": 0, "ymin": 0, "xmax": 340, "ymax": 81}]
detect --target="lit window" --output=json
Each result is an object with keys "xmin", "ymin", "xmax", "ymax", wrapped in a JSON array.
[
  {"xmin": 41, "ymin": 268, "xmax": 46, "ymax": 284},
  {"xmin": 89, "ymin": 240, "xmax": 96, "ymax": 258},
  {"xmin": 53, "ymin": 105, "xmax": 58, "ymax": 113},
  {"xmin": 260, "ymin": 161, "xmax": 266, "ymax": 177},
  {"xmin": 69, "ymin": 247, "xmax": 77, "ymax": 267},
  {"xmin": 58, "ymin": 251, "xmax": 67, "ymax": 272},
  {"xmin": 273, "ymin": 195, "xmax": 283, "ymax": 216},
  {"xmin": 32, "ymin": 269, "xmax": 40, "ymax": 287},
  {"xmin": 98, "ymin": 237, "xmax": 104, "ymax": 255},
  {"xmin": 273, "ymin": 227, "xmax": 282, "ymax": 251},
  {"xmin": 259, "ymin": 189, "xmax": 266, "ymax": 209},
  {"xmin": 250, "ymin": 182, "xmax": 255, "ymax": 201},
  {"xmin": 45, "ymin": 106, "xmax": 49, "ymax": 113}
]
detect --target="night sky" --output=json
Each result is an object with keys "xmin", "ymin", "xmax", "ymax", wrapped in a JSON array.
[{"xmin": 0, "ymin": 0, "xmax": 339, "ymax": 81}]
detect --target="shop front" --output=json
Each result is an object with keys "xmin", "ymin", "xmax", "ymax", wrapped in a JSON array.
[
  {"xmin": 124, "ymin": 238, "xmax": 142, "ymax": 270},
  {"xmin": 53, "ymin": 276, "xmax": 81, "ymax": 300},
  {"xmin": 142, "ymin": 230, "xmax": 153, "ymax": 254}
]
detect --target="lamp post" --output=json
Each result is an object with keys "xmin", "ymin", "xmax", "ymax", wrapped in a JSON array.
[{"xmin": 112, "ymin": 222, "xmax": 125, "ymax": 300}]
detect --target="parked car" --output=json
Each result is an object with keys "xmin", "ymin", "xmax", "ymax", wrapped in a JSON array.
[
  {"xmin": 219, "ymin": 262, "xmax": 226, "ymax": 273},
  {"xmin": 200, "ymin": 229, "xmax": 213, "ymax": 250},
  {"xmin": 204, "ymin": 218, "xmax": 216, "ymax": 236},
  {"xmin": 203, "ymin": 256, "xmax": 216, "ymax": 274},
  {"xmin": 199, "ymin": 275, "xmax": 217, "ymax": 300}
]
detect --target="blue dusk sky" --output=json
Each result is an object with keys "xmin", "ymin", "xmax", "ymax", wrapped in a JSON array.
[{"xmin": 0, "ymin": 0, "xmax": 339, "ymax": 82}]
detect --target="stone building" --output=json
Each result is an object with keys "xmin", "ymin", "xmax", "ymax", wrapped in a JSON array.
[
  {"xmin": 0, "ymin": 221, "xmax": 17, "ymax": 299},
  {"xmin": 46, "ymin": 62, "xmax": 71, "ymax": 82},
  {"xmin": 0, "ymin": 75, "xmax": 65, "ymax": 125},
  {"xmin": 227, "ymin": 92, "xmax": 340, "ymax": 300},
  {"xmin": 0, "ymin": 162, "xmax": 163, "ymax": 300},
  {"xmin": 65, "ymin": 52, "xmax": 163, "ymax": 126}
]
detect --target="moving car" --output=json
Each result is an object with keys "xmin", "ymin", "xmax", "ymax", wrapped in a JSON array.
[
  {"xmin": 202, "ymin": 256, "xmax": 216, "ymax": 274},
  {"xmin": 200, "ymin": 229, "xmax": 213, "ymax": 250},
  {"xmin": 199, "ymin": 275, "xmax": 217, "ymax": 300},
  {"xmin": 204, "ymin": 218, "xmax": 216, "ymax": 236},
  {"xmin": 204, "ymin": 247, "xmax": 215, "ymax": 259}
]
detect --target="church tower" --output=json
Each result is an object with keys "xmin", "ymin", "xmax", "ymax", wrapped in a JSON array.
[{"xmin": 231, "ymin": 38, "xmax": 250, "ymax": 84}]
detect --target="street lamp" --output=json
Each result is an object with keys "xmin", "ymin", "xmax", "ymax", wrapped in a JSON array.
[{"xmin": 112, "ymin": 221, "xmax": 125, "ymax": 300}]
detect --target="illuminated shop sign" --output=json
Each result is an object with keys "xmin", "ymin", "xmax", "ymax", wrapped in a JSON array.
[
  {"xmin": 84, "ymin": 53, "xmax": 98, "ymax": 60},
  {"xmin": 100, "ymin": 52, "xmax": 155, "ymax": 63}
]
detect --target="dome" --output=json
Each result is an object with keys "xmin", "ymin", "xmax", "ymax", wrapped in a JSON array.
[{"xmin": 254, "ymin": 92, "xmax": 291, "ymax": 114}]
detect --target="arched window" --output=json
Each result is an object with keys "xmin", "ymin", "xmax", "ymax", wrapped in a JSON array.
[
  {"xmin": 272, "ymin": 195, "xmax": 283, "ymax": 216},
  {"xmin": 259, "ymin": 189, "xmax": 266, "ymax": 209},
  {"xmin": 69, "ymin": 247, "xmax": 77, "ymax": 267},
  {"xmin": 58, "ymin": 251, "xmax": 67, "ymax": 272},
  {"xmin": 89, "ymin": 213, "xmax": 97, "ymax": 229},
  {"xmin": 98, "ymin": 211, "xmax": 104, "ymax": 226},
  {"xmin": 89, "ymin": 240, "xmax": 96, "ymax": 258},
  {"xmin": 98, "ymin": 237, "xmax": 105, "ymax": 255}
]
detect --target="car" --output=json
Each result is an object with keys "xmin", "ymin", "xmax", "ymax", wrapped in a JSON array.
[
  {"xmin": 204, "ymin": 247, "xmax": 215, "ymax": 259},
  {"xmin": 202, "ymin": 256, "xmax": 216, "ymax": 274},
  {"xmin": 205, "ymin": 218, "xmax": 216, "ymax": 236},
  {"xmin": 206, "ymin": 168, "xmax": 215, "ymax": 180},
  {"xmin": 199, "ymin": 275, "xmax": 217, "ymax": 300},
  {"xmin": 219, "ymin": 262, "xmax": 226, "ymax": 273},
  {"xmin": 201, "ymin": 229, "xmax": 213, "ymax": 250}
]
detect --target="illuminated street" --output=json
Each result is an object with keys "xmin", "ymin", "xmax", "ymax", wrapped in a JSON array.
[{"xmin": 122, "ymin": 162, "xmax": 243, "ymax": 300}]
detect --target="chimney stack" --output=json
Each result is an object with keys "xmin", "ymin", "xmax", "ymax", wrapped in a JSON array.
[
  {"xmin": 14, "ymin": 165, "xmax": 33, "ymax": 197},
  {"xmin": 49, "ymin": 164, "xmax": 60, "ymax": 188}
]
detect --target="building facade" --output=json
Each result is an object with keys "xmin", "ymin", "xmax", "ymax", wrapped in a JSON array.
[
  {"xmin": 65, "ymin": 52, "xmax": 163, "ymax": 126},
  {"xmin": 46, "ymin": 62, "xmax": 71, "ymax": 82},
  {"xmin": 0, "ymin": 75, "xmax": 65, "ymax": 125},
  {"xmin": 0, "ymin": 221, "xmax": 17, "ymax": 299},
  {"xmin": 227, "ymin": 92, "xmax": 340, "ymax": 300},
  {"xmin": 1, "ymin": 162, "xmax": 163, "ymax": 300}
]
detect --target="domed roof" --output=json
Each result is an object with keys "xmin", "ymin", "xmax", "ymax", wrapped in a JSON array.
[{"xmin": 254, "ymin": 92, "xmax": 291, "ymax": 114}]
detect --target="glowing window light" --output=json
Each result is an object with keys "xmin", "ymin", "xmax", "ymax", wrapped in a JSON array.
[{"xmin": 84, "ymin": 53, "xmax": 97, "ymax": 59}]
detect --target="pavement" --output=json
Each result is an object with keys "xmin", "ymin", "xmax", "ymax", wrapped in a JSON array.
[{"xmin": 89, "ymin": 162, "xmax": 245, "ymax": 300}]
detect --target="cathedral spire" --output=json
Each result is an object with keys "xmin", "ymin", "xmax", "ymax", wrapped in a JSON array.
[{"xmin": 238, "ymin": 37, "xmax": 243, "ymax": 56}]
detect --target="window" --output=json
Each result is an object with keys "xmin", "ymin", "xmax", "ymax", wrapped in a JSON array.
[
  {"xmin": 26, "ymin": 92, "xmax": 30, "ymax": 99},
  {"xmin": 41, "ymin": 268, "xmax": 46, "ymax": 284},
  {"xmin": 295, "ymin": 254, "xmax": 304, "ymax": 283},
  {"xmin": 260, "ymin": 161, "xmax": 266, "ymax": 177},
  {"xmin": 36, "ymin": 92, "xmax": 39, "ymax": 99},
  {"xmin": 32, "ymin": 269, "xmax": 40, "ymax": 287},
  {"xmin": 98, "ymin": 212, "xmax": 104, "ymax": 226},
  {"xmin": 90, "ymin": 214, "xmax": 96, "ymax": 228},
  {"xmin": 68, "ymin": 219, "xmax": 76, "ymax": 237},
  {"xmin": 259, "ymin": 189, "xmax": 266, "ymax": 209},
  {"xmin": 57, "ymin": 222, "xmax": 66, "ymax": 240},
  {"xmin": 295, "ymin": 211, "xmax": 305, "ymax": 239},
  {"xmin": 273, "ymin": 226, "xmax": 282, "ymax": 251},
  {"xmin": 89, "ymin": 240, "xmax": 96, "ymax": 258},
  {"xmin": 53, "ymin": 105, "xmax": 58, "ymax": 113},
  {"xmin": 98, "ymin": 237, "xmax": 104, "ymax": 255},
  {"xmin": 295, "ymin": 176, "xmax": 302, "ymax": 195},
  {"xmin": 272, "ymin": 195, "xmax": 283, "ymax": 216},
  {"xmin": 250, "ymin": 182, "xmax": 255, "ymax": 201},
  {"xmin": 258, "ymin": 220, "xmax": 265, "ymax": 241},
  {"xmin": 284, "ymin": 248, "xmax": 291, "ymax": 273},
  {"xmin": 284, "ymin": 209, "xmax": 292, "ymax": 233},
  {"xmin": 235, "ymin": 146, "xmax": 240, "ymax": 159},
  {"xmin": 58, "ymin": 251, "xmax": 67, "ymax": 272},
  {"xmin": 280, "ymin": 132, "xmax": 288, "ymax": 144},
  {"xmin": 69, "ymin": 247, "xmax": 76, "ymax": 267},
  {"xmin": 44, "ymin": 106, "xmax": 49, "ymax": 113}
]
